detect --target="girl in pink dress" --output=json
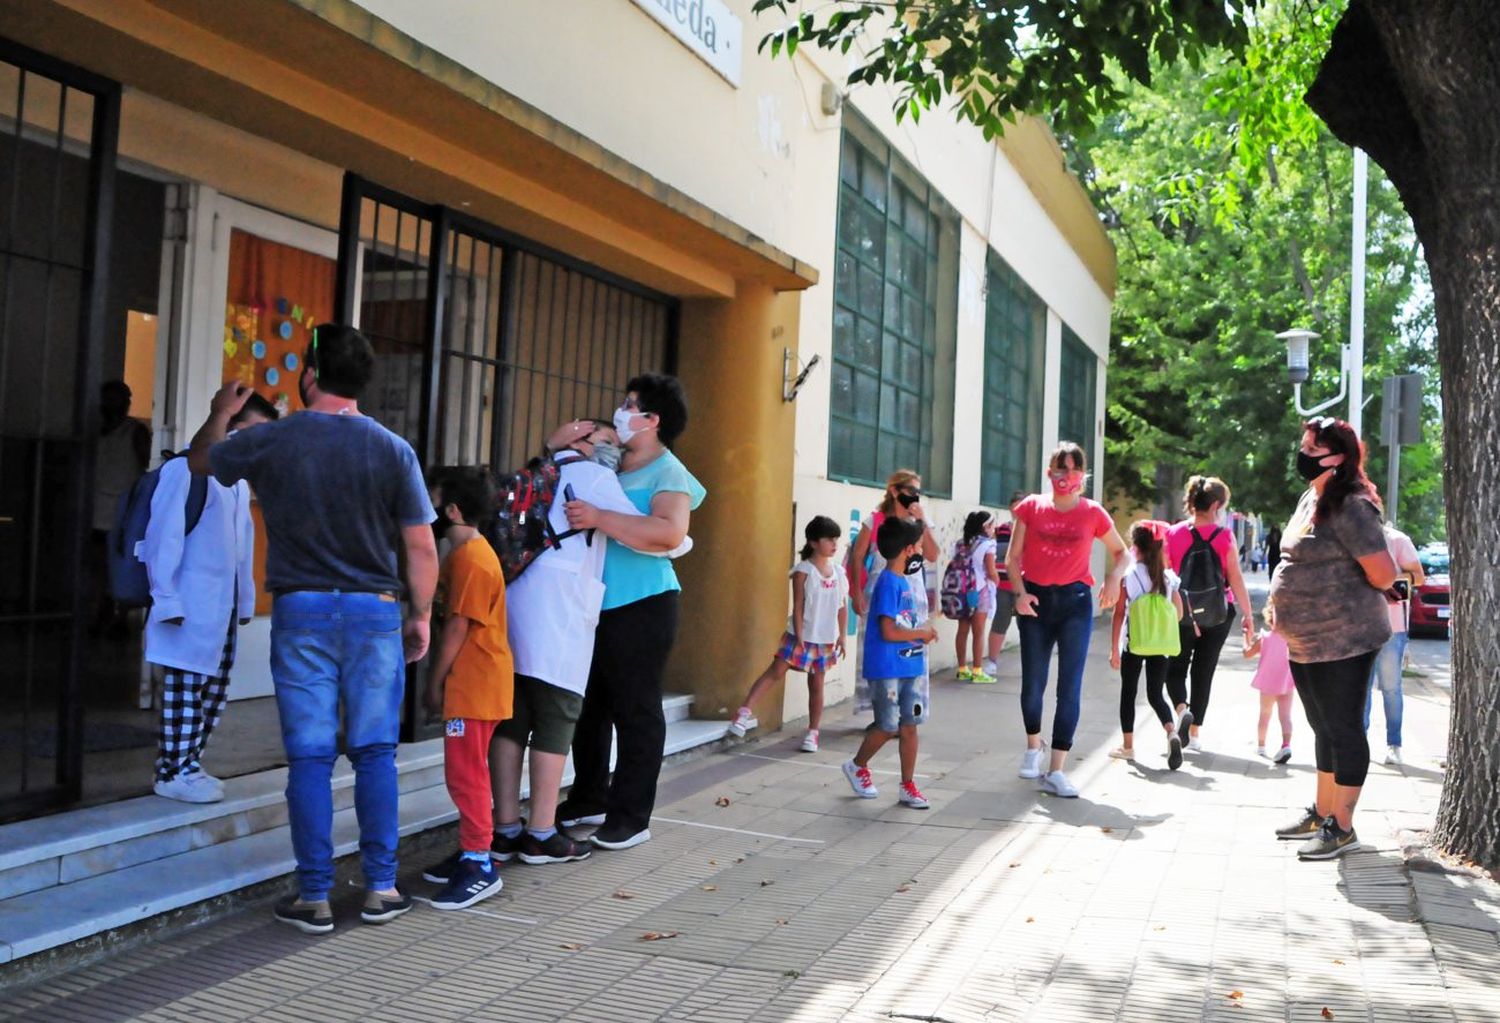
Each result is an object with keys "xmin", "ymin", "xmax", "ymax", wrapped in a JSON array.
[{"xmin": 1244, "ymin": 602, "xmax": 1294, "ymax": 763}]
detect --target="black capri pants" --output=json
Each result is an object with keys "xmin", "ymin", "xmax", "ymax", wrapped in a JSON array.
[{"xmin": 1289, "ymin": 650, "xmax": 1380, "ymax": 787}]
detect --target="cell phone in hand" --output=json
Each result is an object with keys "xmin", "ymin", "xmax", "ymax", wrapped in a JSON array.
[{"xmin": 1385, "ymin": 579, "xmax": 1411, "ymax": 603}]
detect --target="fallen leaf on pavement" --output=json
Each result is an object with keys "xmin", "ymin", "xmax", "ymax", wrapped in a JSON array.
[
  {"xmin": 1008, "ymin": 862, "xmax": 1022, "ymax": 868},
  {"xmin": 612, "ymin": 891, "xmax": 636, "ymax": 900},
  {"xmin": 640, "ymin": 931, "xmax": 679, "ymax": 941},
  {"xmin": 1226, "ymin": 991, "xmax": 1243, "ymax": 1001},
  {"xmin": 715, "ymin": 796, "xmax": 731, "ymax": 807},
  {"xmin": 1322, "ymin": 1009, "xmax": 1335, "ymax": 1021},
  {"xmin": 559, "ymin": 943, "xmax": 583, "ymax": 951},
  {"xmin": 1101, "ymin": 827, "xmax": 1113, "ymax": 834},
  {"xmin": 1153, "ymin": 925, "xmax": 1167, "ymax": 932},
  {"xmin": 708, "ymin": 859, "xmax": 718, "ymax": 865},
  {"xmin": 775, "ymin": 918, "xmax": 789, "ymax": 925},
  {"xmin": 895, "ymin": 885, "xmax": 912, "ymax": 893},
  {"xmin": 701, "ymin": 884, "xmax": 718, "ymax": 891},
  {"xmin": 735, "ymin": 857, "xmax": 745, "ymax": 863},
  {"xmin": 1025, "ymin": 916, "xmax": 1035, "ymax": 923},
  {"xmin": 760, "ymin": 879, "xmax": 775, "ymax": 887},
  {"xmin": 1332, "ymin": 959, "xmax": 1344, "ymax": 966}
]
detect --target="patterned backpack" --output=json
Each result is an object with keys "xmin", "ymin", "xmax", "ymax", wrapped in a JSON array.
[
  {"xmin": 940, "ymin": 540, "xmax": 979, "ymax": 620},
  {"xmin": 486, "ymin": 455, "xmax": 592, "ymax": 583}
]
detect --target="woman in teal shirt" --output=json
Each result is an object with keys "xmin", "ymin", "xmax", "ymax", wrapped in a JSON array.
[{"xmin": 557, "ymin": 373, "xmax": 706, "ymax": 850}]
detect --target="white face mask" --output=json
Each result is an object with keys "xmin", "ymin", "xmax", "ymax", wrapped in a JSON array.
[{"xmin": 613, "ymin": 406, "xmax": 643, "ymax": 445}]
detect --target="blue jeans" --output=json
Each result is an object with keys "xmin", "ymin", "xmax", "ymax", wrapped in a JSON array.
[
  {"xmin": 1364, "ymin": 630, "xmax": 1408, "ymax": 747},
  {"xmin": 271, "ymin": 591, "xmax": 405, "ymax": 902},
  {"xmin": 1017, "ymin": 582, "xmax": 1094, "ymax": 751}
]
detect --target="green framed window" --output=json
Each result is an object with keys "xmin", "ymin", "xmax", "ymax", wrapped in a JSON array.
[
  {"xmin": 1058, "ymin": 325, "xmax": 1099, "ymax": 476},
  {"xmin": 829, "ymin": 113, "xmax": 958, "ymax": 494},
  {"xmin": 980, "ymin": 254, "xmax": 1046, "ymax": 505}
]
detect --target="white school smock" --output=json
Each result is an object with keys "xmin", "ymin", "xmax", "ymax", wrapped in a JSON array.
[
  {"xmin": 140, "ymin": 457, "xmax": 256, "ymax": 676},
  {"xmin": 788, "ymin": 560, "xmax": 849, "ymax": 645},
  {"xmin": 505, "ymin": 457, "xmax": 643, "ymax": 695}
]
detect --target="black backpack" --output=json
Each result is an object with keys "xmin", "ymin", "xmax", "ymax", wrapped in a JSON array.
[{"xmin": 1179, "ymin": 526, "xmax": 1229, "ymax": 628}]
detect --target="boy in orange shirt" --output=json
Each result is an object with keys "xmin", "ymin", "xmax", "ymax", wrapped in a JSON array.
[{"xmin": 423, "ymin": 467, "xmax": 514, "ymax": 909}]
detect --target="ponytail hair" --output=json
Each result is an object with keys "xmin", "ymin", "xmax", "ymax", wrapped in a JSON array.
[
  {"xmin": 800, "ymin": 515, "xmax": 842, "ymax": 560},
  {"xmin": 962, "ymin": 510, "xmax": 992, "ymax": 545},
  {"xmin": 1183, "ymin": 475, "xmax": 1231, "ymax": 515},
  {"xmin": 1130, "ymin": 519, "xmax": 1169, "ymax": 596}
]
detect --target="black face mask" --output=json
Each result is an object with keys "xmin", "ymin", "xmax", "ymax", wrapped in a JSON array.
[
  {"xmin": 896, "ymin": 490, "xmax": 921, "ymax": 509},
  {"xmin": 903, "ymin": 553, "xmax": 925, "ymax": 575},
  {"xmin": 1296, "ymin": 450, "xmax": 1329, "ymax": 482}
]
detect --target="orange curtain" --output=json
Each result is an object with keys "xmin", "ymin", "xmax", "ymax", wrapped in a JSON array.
[{"xmin": 222, "ymin": 229, "xmax": 336, "ymax": 614}]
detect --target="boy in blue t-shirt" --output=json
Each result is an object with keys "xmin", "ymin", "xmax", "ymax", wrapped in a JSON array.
[{"xmin": 842, "ymin": 517, "xmax": 938, "ymax": 809}]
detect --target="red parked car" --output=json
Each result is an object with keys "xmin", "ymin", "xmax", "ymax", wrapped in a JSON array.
[{"xmin": 1408, "ymin": 546, "xmax": 1450, "ymax": 638}]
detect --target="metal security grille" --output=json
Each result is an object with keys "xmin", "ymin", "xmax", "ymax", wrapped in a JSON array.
[
  {"xmin": 981, "ymin": 254, "xmax": 1046, "ymax": 505},
  {"xmin": 337, "ymin": 175, "xmax": 677, "ymax": 475},
  {"xmin": 0, "ymin": 41, "xmax": 119, "ymax": 819},
  {"xmin": 1058, "ymin": 325, "xmax": 1099, "ymax": 474}
]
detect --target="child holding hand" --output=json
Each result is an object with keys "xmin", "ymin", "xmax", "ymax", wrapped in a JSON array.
[{"xmin": 1245, "ymin": 602, "xmax": 1294, "ymax": 764}]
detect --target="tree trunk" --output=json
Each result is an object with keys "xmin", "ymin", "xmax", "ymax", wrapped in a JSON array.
[{"xmin": 1307, "ymin": 0, "xmax": 1500, "ymax": 867}]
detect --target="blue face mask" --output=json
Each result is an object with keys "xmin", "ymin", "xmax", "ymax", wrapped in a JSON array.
[{"xmin": 589, "ymin": 439, "xmax": 623, "ymax": 472}]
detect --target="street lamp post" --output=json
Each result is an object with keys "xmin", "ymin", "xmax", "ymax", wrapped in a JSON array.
[{"xmin": 1278, "ymin": 328, "xmax": 1352, "ymax": 417}]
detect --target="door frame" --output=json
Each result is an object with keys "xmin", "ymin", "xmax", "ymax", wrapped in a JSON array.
[{"xmin": 0, "ymin": 36, "xmax": 120, "ymax": 821}]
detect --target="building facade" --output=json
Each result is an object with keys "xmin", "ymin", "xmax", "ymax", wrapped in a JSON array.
[{"xmin": 0, "ymin": 0, "xmax": 1111, "ymax": 822}]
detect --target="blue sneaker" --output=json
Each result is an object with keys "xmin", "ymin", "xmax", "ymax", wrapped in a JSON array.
[{"xmin": 431, "ymin": 858, "xmax": 503, "ymax": 910}]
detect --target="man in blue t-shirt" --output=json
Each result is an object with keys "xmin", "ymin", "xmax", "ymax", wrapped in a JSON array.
[
  {"xmin": 842, "ymin": 517, "xmax": 938, "ymax": 810},
  {"xmin": 188, "ymin": 324, "xmax": 437, "ymax": 936}
]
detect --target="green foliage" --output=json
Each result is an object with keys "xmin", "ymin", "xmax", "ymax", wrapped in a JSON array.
[{"xmin": 750, "ymin": 1, "xmax": 1257, "ymax": 140}]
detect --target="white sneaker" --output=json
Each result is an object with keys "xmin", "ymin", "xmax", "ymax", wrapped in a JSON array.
[
  {"xmin": 1256, "ymin": 745, "xmax": 1268, "ymax": 758},
  {"xmin": 727, "ymin": 708, "xmax": 757, "ymax": 738},
  {"xmin": 799, "ymin": 730, "xmax": 819, "ymax": 753},
  {"xmin": 1385, "ymin": 746, "xmax": 1404, "ymax": 766},
  {"xmin": 154, "ymin": 773, "xmax": 223, "ymax": 804},
  {"xmin": 1018, "ymin": 746, "xmax": 1046, "ymax": 779},
  {"xmin": 190, "ymin": 770, "xmax": 225, "ymax": 796},
  {"xmin": 1040, "ymin": 770, "xmax": 1079, "ymax": 798},
  {"xmin": 841, "ymin": 759, "xmax": 878, "ymax": 799},
  {"xmin": 982, "ymin": 659, "xmax": 998, "ymax": 676},
  {"xmin": 1188, "ymin": 737, "xmax": 1203, "ymax": 752}
]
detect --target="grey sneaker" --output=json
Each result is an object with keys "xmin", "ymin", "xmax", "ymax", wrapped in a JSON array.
[
  {"xmin": 1275, "ymin": 804, "xmax": 1323, "ymax": 840},
  {"xmin": 1018, "ymin": 746, "xmax": 1046, "ymax": 779},
  {"xmin": 1297, "ymin": 818, "xmax": 1360, "ymax": 860},
  {"xmin": 1040, "ymin": 770, "xmax": 1079, "ymax": 798},
  {"xmin": 1273, "ymin": 745, "xmax": 1292, "ymax": 765}
]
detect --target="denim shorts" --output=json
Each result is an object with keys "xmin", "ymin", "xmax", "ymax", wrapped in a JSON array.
[{"xmin": 868, "ymin": 674, "xmax": 929, "ymax": 732}]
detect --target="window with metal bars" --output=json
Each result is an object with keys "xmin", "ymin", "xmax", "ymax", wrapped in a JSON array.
[
  {"xmin": 981, "ymin": 254, "xmax": 1046, "ymax": 505},
  {"xmin": 337, "ymin": 177, "xmax": 676, "ymax": 477},
  {"xmin": 829, "ymin": 113, "xmax": 958, "ymax": 495},
  {"xmin": 1058, "ymin": 325, "xmax": 1099, "ymax": 474}
]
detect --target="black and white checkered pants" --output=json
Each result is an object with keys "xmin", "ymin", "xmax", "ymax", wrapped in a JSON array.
[{"xmin": 155, "ymin": 614, "xmax": 238, "ymax": 782}]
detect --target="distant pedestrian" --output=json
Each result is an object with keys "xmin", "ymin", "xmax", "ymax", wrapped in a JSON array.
[
  {"xmin": 143, "ymin": 393, "xmax": 277, "ymax": 803},
  {"xmin": 1165, "ymin": 476, "xmax": 1255, "ymax": 752},
  {"xmin": 1008, "ymin": 442, "xmax": 1129, "ymax": 798},
  {"xmin": 1244, "ymin": 601, "xmax": 1295, "ymax": 764},
  {"xmin": 947, "ymin": 511, "xmax": 998, "ymax": 683},
  {"xmin": 190, "ymin": 324, "xmax": 438, "ymax": 934},
  {"xmin": 1269, "ymin": 417, "xmax": 1396, "ymax": 861},
  {"xmin": 1108, "ymin": 521, "xmax": 1184, "ymax": 768},
  {"xmin": 422, "ymin": 467, "xmax": 513, "ymax": 911},
  {"xmin": 1365, "ymin": 521, "xmax": 1425, "ymax": 767},
  {"xmin": 729, "ymin": 515, "xmax": 848, "ymax": 752},
  {"xmin": 842, "ymin": 517, "xmax": 938, "ymax": 809},
  {"xmin": 1265, "ymin": 525, "xmax": 1283, "ymax": 579},
  {"xmin": 982, "ymin": 491, "xmax": 1029, "ymax": 676}
]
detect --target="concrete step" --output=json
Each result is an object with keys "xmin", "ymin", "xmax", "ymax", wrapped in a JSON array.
[
  {"xmin": 661, "ymin": 691, "xmax": 694, "ymax": 724},
  {"xmin": 0, "ymin": 708, "xmax": 730, "ymax": 964}
]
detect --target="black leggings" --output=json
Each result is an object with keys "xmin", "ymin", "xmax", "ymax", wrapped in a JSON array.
[
  {"xmin": 1166, "ymin": 605, "xmax": 1236, "ymax": 726},
  {"xmin": 1290, "ymin": 651, "xmax": 1379, "ymax": 787},
  {"xmin": 569, "ymin": 591, "xmax": 680, "ymax": 833},
  {"xmin": 1120, "ymin": 651, "xmax": 1173, "ymax": 735}
]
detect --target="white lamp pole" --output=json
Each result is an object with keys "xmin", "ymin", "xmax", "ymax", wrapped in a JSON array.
[{"xmin": 1347, "ymin": 148, "xmax": 1367, "ymax": 435}]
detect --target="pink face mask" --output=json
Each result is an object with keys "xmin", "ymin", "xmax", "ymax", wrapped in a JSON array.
[{"xmin": 1050, "ymin": 470, "xmax": 1085, "ymax": 496}]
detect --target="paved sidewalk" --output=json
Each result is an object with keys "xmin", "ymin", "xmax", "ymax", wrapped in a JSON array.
[{"xmin": 3, "ymin": 618, "xmax": 1496, "ymax": 1023}]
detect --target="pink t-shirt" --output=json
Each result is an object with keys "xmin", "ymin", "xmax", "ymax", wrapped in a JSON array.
[
  {"xmin": 1250, "ymin": 629, "xmax": 1294, "ymax": 696},
  {"xmin": 1385, "ymin": 527, "xmax": 1420, "ymax": 633},
  {"xmin": 1166, "ymin": 522, "xmax": 1238, "ymax": 605},
  {"xmin": 1014, "ymin": 495, "xmax": 1114, "ymax": 587}
]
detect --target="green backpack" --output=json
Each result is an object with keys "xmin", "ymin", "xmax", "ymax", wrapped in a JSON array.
[{"xmin": 1128, "ymin": 588, "xmax": 1182, "ymax": 657}]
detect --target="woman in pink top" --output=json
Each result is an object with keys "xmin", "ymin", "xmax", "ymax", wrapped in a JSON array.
[
  {"xmin": 1006, "ymin": 442, "xmax": 1128, "ymax": 798},
  {"xmin": 1164, "ymin": 476, "xmax": 1254, "ymax": 752}
]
